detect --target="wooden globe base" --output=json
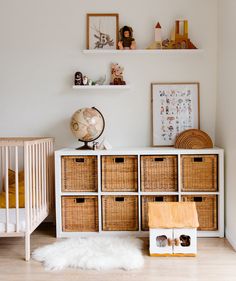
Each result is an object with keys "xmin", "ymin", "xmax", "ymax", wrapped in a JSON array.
[
  {"xmin": 175, "ymin": 129, "xmax": 213, "ymax": 149},
  {"xmin": 76, "ymin": 141, "xmax": 93, "ymax": 150}
]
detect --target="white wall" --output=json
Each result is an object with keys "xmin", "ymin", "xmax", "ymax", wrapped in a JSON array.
[
  {"xmin": 0, "ymin": 0, "xmax": 218, "ymax": 149},
  {"xmin": 216, "ymin": 0, "xmax": 236, "ymax": 250}
]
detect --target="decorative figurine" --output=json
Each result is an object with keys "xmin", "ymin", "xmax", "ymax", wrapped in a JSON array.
[
  {"xmin": 110, "ymin": 63, "xmax": 126, "ymax": 85},
  {"xmin": 174, "ymin": 20, "xmax": 189, "ymax": 48},
  {"xmin": 83, "ymin": 75, "xmax": 88, "ymax": 85},
  {"xmin": 92, "ymin": 141, "xmax": 99, "ymax": 150},
  {"xmin": 162, "ymin": 39, "xmax": 170, "ymax": 48},
  {"xmin": 95, "ymin": 75, "xmax": 106, "ymax": 85},
  {"xmin": 174, "ymin": 20, "xmax": 196, "ymax": 49},
  {"xmin": 118, "ymin": 26, "xmax": 136, "ymax": 50},
  {"xmin": 98, "ymin": 138, "xmax": 112, "ymax": 150},
  {"xmin": 155, "ymin": 22, "xmax": 162, "ymax": 48},
  {"xmin": 74, "ymin": 72, "xmax": 84, "ymax": 85},
  {"xmin": 147, "ymin": 22, "xmax": 162, "ymax": 49},
  {"xmin": 162, "ymin": 20, "xmax": 197, "ymax": 49},
  {"xmin": 88, "ymin": 79, "xmax": 94, "ymax": 86}
]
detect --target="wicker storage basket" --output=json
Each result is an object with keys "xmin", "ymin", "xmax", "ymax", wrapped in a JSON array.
[
  {"xmin": 181, "ymin": 155, "xmax": 218, "ymax": 192},
  {"xmin": 141, "ymin": 195, "xmax": 178, "ymax": 231},
  {"xmin": 101, "ymin": 155, "xmax": 138, "ymax": 192},
  {"xmin": 61, "ymin": 156, "xmax": 98, "ymax": 192},
  {"xmin": 182, "ymin": 195, "xmax": 217, "ymax": 231},
  {"xmin": 141, "ymin": 155, "xmax": 178, "ymax": 192},
  {"xmin": 102, "ymin": 196, "xmax": 138, "ymax": 231},
  {"xmin": 62, "ymin": 196, "xmax": 98, "ymax": 232}
]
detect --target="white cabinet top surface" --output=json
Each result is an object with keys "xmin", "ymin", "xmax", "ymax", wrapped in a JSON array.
[{"xmin": 55, "ymin": 146, "xmax": 223, "ymax": 156}]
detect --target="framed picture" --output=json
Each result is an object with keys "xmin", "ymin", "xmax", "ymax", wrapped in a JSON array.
[
  {"xmin": 87, "ymin": 13, "xmax": 119, "ymax": 50},
  {"xmin": 152, "ymin": 82, "xmax": 200, "ymax": 146}
]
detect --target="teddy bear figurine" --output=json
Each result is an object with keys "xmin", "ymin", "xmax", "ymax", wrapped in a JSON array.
[
  {"xmin": 118, "ymin": 26, "xmax": 136, "ymax": 50},
  {"xmin": 110, "ymin": 63, "xmax": 126, "ymax": 85}
]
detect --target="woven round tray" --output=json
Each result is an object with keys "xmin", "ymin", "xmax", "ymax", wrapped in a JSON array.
[{"xmin": 175, "ymin": 129, "xmax": 213, "ymax": 149}]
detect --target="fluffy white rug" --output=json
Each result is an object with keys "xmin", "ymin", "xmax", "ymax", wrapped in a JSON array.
[{"xmin": 32, "ymin": 237, "xmax": 144, "ymax": 271}]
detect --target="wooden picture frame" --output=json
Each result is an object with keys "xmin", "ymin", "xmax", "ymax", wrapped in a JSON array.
[
  {"xmin": 152, "ymin": 82, "xmax": 200, "ymax": 146},
  {"xmin": 86, "ymin": 13, "xmax": 119, "ymax": 50}
]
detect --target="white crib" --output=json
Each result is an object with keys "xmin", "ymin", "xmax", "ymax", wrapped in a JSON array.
[{"xmin": 0, "ymin": 137, "xmax": 54, "ymax": 261}]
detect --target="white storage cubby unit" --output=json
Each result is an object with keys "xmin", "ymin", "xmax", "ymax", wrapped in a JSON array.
[{"xmin": 55, "ymin": 147, "xmax": 224, "ymax": 238}]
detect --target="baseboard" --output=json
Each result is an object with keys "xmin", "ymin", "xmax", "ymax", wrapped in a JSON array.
[{"xmin": 225, "ymin": 228, "xmax": 236, "ymax": 251}]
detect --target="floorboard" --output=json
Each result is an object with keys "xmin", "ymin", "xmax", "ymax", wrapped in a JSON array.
[{"xmin": 0, "ymin": 224, "xmax": 236, "ymax": 281}]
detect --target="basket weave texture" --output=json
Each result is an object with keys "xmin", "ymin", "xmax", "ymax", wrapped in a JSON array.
[
  {"xmin": 141, "ymin": 155, "xmax": 177, "ymax": 191},
  {"xmin": 62, "ymin": 196, "xmax": 98, "ymax": 232},
  {"xmin": 102, "ymin": 196, "xmax": 138, "ymax": 231},
  {"xmin": 182, "ymin": 195, "xmax": 217, "ymax": 231},
  {"xmin": 101, "ymin": 156, "xmax": 138, "ymax": 192},
  {"xmin": 175, "ymin": 129, "xmax": 213, "ymax": 149},
  {"xmin": 61, "ymin": 156, "xmax": 98, "ymax": 192},
  {"xmin": 141, "ymin": 195, "xmax": 178, "ymax": 231},
  {"xmin": 181, "ymin": 155, "xmax": 218, "ymax": 191}
]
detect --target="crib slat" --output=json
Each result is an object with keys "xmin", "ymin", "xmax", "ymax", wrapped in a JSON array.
[
  {"xmin": 35, "ymin": 143, "xmax": 39, "ymax": 221},
  {"xmin": 8, "ymin": 146, "xmax": 11, "ymax": 170},
  {"xmin": 15, "ymin": 146, "xmax": 19, "ymax": 232},
  {"xmin": 5, "ymin": 147, "xmax": 9, "ymax": 233},
  {"xmin": 39, "ymin": 143, "xmax": 42, "ymax": 211},
  {"xmin": 42, "ymin": 143, "xmax": 46, "ymax": 211},
  {"xmin": 38, "ymin": 144, "xmax": 41, "ymax": 211},
  {"xmin": 44, "ymin": 142, "xmax": 47, "ymax": 211},
  {"xmin": 28, "ymin": 145, "xmax": 32, "ymax": 228},
  {"xmin": 49, "ymin": 141, "xmax": 53, "ymax": 211},
  {"xmin": 24, "ymin": 143, "xmax": 30, "ymax": 260},
  {"xmin": 46, "ymin": 142, "xmax": 50, "ymax": 212},
  {"xmin": 39, "ymin": 143, "xmax": 42, "ymax": 214},
  {"xmin": 32, "ymin": 144, "xmax": 36, "ymax": 224},
  {"xmin": 38, "ymin": 143, "xmax": 41, "ymax": 218},
  {"xmin": 1, "ymin": 147, "xmax": 5, "ymax": 193}
]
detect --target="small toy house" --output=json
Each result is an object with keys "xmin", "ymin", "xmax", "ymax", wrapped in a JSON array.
[{"xmin": 149, "ymin": 202, "xmax": 199, "ymax": 257}]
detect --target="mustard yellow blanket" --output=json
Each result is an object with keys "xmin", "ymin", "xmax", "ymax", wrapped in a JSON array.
[{"xmin": 0, "ymin": 169, "xmax": 25, "ymax": 208}]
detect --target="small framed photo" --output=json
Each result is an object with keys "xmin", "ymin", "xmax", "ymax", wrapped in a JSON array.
[
  {"xmin": 152, "ymin": 82, "xmax": 200, "ymax": 146},
  {"xmin": 87, "ymin": 13, "xmax": 119, "ymax": 50}
]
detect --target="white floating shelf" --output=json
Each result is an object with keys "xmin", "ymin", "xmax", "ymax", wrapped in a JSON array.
[
  {"xmin": 82, "ymin": 49, "xmax": 204, "ymax": 54},
  {"xmin": 72, "ymin": 85, "xmax": 131, "ymax": 90}
]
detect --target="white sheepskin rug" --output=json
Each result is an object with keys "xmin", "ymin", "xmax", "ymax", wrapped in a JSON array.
[{"xmin": 32, "ymin": 237, "xmax": 144, "ymax": 271}]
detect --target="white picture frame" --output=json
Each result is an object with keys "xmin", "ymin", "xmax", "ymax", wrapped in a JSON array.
[{"xmin": 152, "ymin": 82, "xmax": 200, "ymax": 146}]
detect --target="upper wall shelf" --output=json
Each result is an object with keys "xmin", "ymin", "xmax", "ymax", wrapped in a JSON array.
[{"xmin": 82, "ymin": 49, "xmax": 204, "ymax": 54}]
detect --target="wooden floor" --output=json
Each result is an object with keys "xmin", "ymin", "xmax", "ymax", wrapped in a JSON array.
[{"xmin": 0, "ymin": 224, "xmax": 236, "ymax": 281}]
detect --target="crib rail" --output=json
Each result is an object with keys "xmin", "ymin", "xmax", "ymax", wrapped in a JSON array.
[
  {"xmin": 0, "ymin": 137, "xmax": 54, "ymax": 235},
  {"xmin": 24, "ymin": 138, "xmax": 54, "ymax": 233},
  {"xmin": 0, "ymin": 137, "xmax": 52, "ymax": 147}
]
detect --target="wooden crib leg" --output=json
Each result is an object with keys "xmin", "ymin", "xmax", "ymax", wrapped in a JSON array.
[{"xmin": 25, "ymin": 233, "xmax": 31, "ymax": 261}]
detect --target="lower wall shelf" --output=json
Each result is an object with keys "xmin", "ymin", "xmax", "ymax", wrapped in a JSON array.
[{"xmin": 72, "ymin": 85, "xmax": 131, "ymax": 90}]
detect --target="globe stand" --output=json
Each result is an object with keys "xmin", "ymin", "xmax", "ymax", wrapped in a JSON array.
[{"xmin": 76, "ymin": 141, "xmax": 92, "ymax": 150}]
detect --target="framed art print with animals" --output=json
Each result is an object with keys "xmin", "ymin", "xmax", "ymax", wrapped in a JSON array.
[
  {"xmin": 87, "ymin": 13, "xmax": 119, "ymax": 50},
  {"xmin": 152, "ymin": 82, "xmax": 200, "ymax": 146}
]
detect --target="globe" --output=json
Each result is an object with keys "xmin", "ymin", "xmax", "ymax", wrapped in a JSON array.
[{"xmin": 70, "ymin": 107, "xmax": 105, "ymax": 149}]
